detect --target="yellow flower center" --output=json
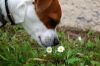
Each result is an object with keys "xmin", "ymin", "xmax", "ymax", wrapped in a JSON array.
[
  {"xmin": 48, "ymin": 48, "xmax": 51, "ymax": 51},
  {"xmin": 60, "ymin": 48, "xmax": 63, "ymax": 51}
]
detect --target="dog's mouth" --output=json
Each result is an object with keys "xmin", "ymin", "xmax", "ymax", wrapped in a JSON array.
[
  {"xmin": 38, "ymin": 36, "xmax": 47, "ymax": 47},
  {"xmin": 38, "ymin": 36, "xmax": 54, "ymax": 47}
]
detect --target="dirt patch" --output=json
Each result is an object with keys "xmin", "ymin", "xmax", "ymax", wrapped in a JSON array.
[{"xmin": 58, "ymin": 0, "xmax": 100, "ymax": 32}]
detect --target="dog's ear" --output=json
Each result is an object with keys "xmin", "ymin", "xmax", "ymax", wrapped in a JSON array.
[{"xmin": 35, "ymin": 0, "xmax": 53, "ymax": 12}]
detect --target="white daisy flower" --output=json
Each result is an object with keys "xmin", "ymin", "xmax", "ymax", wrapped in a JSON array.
[
  {"xmin": 46, "ymin": 47, "xmax": 52, "ymax": 53},
  {"xmin": 78, "ymin": 36, "xmax": 82, "ymax": 41},
  {"xmin": 57, "ymin": 46, "xmax": 65, "ymax": 52}
]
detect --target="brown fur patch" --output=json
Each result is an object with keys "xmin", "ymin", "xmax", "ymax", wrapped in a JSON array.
[{"xmin": 34, "ymin": 0, "xmax": 62, "ymax": 29}]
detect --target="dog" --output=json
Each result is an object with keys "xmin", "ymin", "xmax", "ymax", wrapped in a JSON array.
[{"xmin": 0, "ymin": 0, "xmax": 62, "ymax": 47}]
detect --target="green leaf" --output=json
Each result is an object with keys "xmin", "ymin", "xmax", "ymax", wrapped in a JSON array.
[
  {"xmin": 91, "ymin": 61, "xmax": 100, "ymax": 66},
  {"xmin": 23, "ymin": 63, "xmax": 34, "ymax": 66},
  {"xmin": 0, "ymin": 54, "xmax": 8, "ymax": 61},
  {"xmin": 40, "ymin": 64, "xmax": 45, "ymax": 66},
  {"xmin": 68, "ymin": 57, "xmax": 81, "ymax": 64}
]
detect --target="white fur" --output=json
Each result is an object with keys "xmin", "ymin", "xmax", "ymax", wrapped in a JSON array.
[{"xmin": 0, "ymin": 0, "xmax": 58, "ymax": 47}]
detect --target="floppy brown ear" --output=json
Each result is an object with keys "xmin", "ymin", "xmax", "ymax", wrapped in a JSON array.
[{"xmin": 35, "ymin": 0, "xmax": 53, "ymax": 12}]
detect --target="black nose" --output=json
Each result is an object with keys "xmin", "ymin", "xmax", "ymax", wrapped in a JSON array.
[{"xmin": 53, "ymin": 38, "xmax": 59, "ymax": 46}]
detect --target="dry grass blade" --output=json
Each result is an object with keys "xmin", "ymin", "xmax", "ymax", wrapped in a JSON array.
[{"xmin": 33, "ymin": 58, "xmax": 48, "ymax": 62}]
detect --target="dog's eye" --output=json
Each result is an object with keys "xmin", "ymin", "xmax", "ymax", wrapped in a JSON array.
[{"xmin": 48, "ymin": 18, "xmax": 59, "ymax": 26}]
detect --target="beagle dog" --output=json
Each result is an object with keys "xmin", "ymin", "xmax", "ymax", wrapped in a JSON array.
[{"xmin": 0, "ymin": 0, "xmax": 62, "ymax": 47}]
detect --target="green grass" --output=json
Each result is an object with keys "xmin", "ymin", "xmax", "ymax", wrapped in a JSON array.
[{"xmin": 0, "ymin": 24, "xmax": 100, "ymax": 66}]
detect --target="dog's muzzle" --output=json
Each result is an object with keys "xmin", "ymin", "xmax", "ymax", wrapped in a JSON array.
[{"xmin": 38, "ymin": 29, "xmax": 59, "ymax": 47}]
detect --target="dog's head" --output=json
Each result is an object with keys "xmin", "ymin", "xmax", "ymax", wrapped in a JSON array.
[{"xmin": 32, "ymin": 0, "xmax": 62, "ymax": 47}]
